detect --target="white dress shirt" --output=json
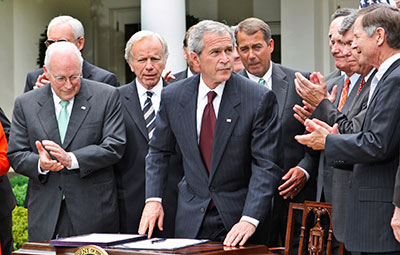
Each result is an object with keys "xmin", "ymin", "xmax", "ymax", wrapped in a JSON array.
[
  {"xmin": 246, "ymin": 61, "xmax": 273, "ymax": 90},
  {"xmin": 136, "ymin": 78, "xmax": 163, "ymax": 113}
]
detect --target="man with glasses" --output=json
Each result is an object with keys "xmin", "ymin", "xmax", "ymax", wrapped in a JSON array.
[
  {"xmin": 24, "ymin": 15, "xmax": 118, "ymax": 92},
  {"xmin": 7, "ymin": 42, "xmax": 126, "ymax": 241}
]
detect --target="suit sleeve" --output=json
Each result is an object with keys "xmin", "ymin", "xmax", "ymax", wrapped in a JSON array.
[
  {"xmin": 73, "ymin": 89, "xmax": 126, "ymax": 178},
  {"xmin": 242, "ymin": 90, "xmax": 283, "ymax": 221},
  {"xmin": 103, "ymin": 73, "xmax": 119, "ymax": 87},
  {"xmin": 0, "ymin": 107, "xmax": 11, "ymax": 141},
  {"xmin": 394, "ymin": 165, "xmax": 400, "ymax": 206},
  {"xmin": 325, "ymin": 75, "xmax": 400, "ymax": 166},
  {"xmin": 24, "ymin": 71, "xmax": 38, "ymax": 93}
]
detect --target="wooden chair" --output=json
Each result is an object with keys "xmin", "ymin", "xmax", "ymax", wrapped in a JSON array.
[{"xmin": 269, "ymin": 201, "xmax": 345, "ymax": 255}]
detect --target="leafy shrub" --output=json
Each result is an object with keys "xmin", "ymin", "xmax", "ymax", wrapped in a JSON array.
[
  {"xmin": 10, "ymin": 175, "xmax": 28, "ymax": 188},
  {"xmin": 13, "ymin": 183, "xmax": 27, "ymax": 206},
  {"xmin": 12, "ymin": 206, "xmax": 28, "ymax": 250}
]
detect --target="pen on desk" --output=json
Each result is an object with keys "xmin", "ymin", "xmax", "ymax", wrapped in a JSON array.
[{"xmin": 151, "ymin": 238, "xmax": 166, "ymax": 244}]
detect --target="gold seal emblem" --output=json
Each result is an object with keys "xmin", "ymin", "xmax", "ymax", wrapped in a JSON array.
[{"xmin": 74, "ymin": 245, "xmax": 108, "ymax": 255}]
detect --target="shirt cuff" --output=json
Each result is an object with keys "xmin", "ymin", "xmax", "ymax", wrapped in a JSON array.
[
  {"xmin": 145, "ymin": 197, "xmax": 162, "ymax": 203},
  {"xmin": 296, "ymin": 166, "xmax": 310, "ymax": 181},
  {"xmin": 66, "ymin": 152, "xmax": 79, "ymax": 170},
  {"xmin": 240, "ymin": 216, "xmax": 259, "ymax": 228},
  {"xmin": 37, "ymin": 160, "xmax": 49, "ymax": 175}
]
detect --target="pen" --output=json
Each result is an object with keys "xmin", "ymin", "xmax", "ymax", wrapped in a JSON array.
[{"xmin": 151, "ymin": 238, "xmax": 166, "ymax": 244}]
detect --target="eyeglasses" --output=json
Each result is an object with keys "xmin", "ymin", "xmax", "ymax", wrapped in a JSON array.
[
  {"xmin": 51, "ymin": 74, "xmax": 82, "ymax": 85},
  {"xmin": 44, "ymin": 37, "xmax": 80, "ymax": 47}
]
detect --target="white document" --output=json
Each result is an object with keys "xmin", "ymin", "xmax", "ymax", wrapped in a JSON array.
[{"xmin": 114, "ymin": 238, "xmax": 209, "ymax": 250}]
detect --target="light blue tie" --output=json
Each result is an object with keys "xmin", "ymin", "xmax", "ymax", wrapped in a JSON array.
[{"xmin": 58, "ymin": 100, "xmax": 70, "ymax": 144}]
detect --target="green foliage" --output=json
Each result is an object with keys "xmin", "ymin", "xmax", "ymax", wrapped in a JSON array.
[
  {"xmin": 10, "ymin": 175, "xmax": 28, "ymax": 188},
  {"xmin": 37, "ymin": 26, "xmax": 47, "ymax": 68},
  {"xmin": 12, "ymin": 206, "xmax": 28, "ymax": 250},
  {"xmin": 13, "ymin": 183, "xmax": 27, "ymax": 206}
]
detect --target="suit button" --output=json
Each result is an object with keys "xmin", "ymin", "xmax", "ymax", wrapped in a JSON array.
[{"xmin": 200, "ymin": 207, "xmax": 205, "ymax": 213}]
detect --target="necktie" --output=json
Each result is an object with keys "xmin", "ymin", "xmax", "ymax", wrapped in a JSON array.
[
  {"xmin": 199, "ymin": 91, "xmax": 217, "ymax": 172},
  {"xmin": 258, "ymin": 78, "xmax": 266, "ymax": 86},
  {"xmin": 58, "ymin": 100, "xmax": 70, "ymax": 144},
  {"xmin": 337, "ymin": 77, "xmax": 350, "ymax": 111},
  {"xmin": 143, "ymin": 91, "xmax": 156, "ymax": 138},
  {"xmin": 357, "ymin": 78, "xmax": 366, "ymax": 96}
]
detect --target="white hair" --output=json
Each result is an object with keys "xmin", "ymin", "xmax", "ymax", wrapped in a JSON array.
[
  {"xmin": 44, "ymin": 42, "xmax": 83, "ymax": 73},
  {"xmin": 47, "ymin": 15, "xmax": 85, "ymax": 39}
]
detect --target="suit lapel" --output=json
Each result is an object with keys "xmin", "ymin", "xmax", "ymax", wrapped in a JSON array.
[
  {"xmin": 82, "ymin": 60, "xmax": 92, "ymax": 80},
  {"xmin": 271, "ymin": 63, "xmax": 288, "ymax": 117},
  {"xmin": 125, "ymin": 81, "xmax": 149, "ymax": 141},
  {"xmin": 62, "ymin": 80, "xmax": 91, "ymax": 149},
  {"xmin": 179, "ymin": 75, "xmax": 209, "ymax": 178},
  {"xmin": 342, "ymin": 75, "xmax": 362, "ymax": 114},
  {"xmin": 209, "ymin": 75, "xmax": 240, "ymax": 182},
  {"xmin": 38, "ymin": 85, "xmax": 60, "ymax": 144}
]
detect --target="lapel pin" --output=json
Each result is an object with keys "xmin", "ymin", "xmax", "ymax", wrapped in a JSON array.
[
  {"xmin": 81, "ymin": 106, "xmax": 86, "ymax": 110},
  {"xmin": 226, "ymin": 118, "xmax": 232, "ymax": 123}
]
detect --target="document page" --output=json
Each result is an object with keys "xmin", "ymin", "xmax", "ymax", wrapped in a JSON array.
[{"xmin": 114, "ymin": 238, "xmax": 209, "ymax": 250}]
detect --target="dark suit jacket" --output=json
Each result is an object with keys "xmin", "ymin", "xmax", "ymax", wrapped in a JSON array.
[
  {"xmin": 114, "ymin": 79, "xmax": 183, "ymax": 237},
  {"xmin": 325, "ymin": 59, "xmax": 400, "ymax": 252},
  {"xmin": 145, "ymin": 73, "xmax": 283, "ymax": 243},
  {"xmin": 7, "ymin": 79, "xmax": 126, "ymax": 242},
  {"xmin": 310, "ymin": 72, "xmax": 373, "ymax": 242},
  {"xmin": 395, "ymin": 164, "xmax": 400, "ymax": 206},
  {"xmin": 171, "ymin": 69, "xmax": 188, "ymax": 82},
  {"xmin": 24, "ymin": 60, "xmax": 118, "ymax": 92},
  {"xmin": 324, "ymin": 69, "xmax": 342, "ymax": 82}
]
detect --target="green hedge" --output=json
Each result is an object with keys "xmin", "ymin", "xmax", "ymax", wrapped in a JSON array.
[{"xmin": 10, "ymin": 174, "xmax": 29, "ymax": 250}]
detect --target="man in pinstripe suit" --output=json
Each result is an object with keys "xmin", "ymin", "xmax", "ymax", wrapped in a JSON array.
[{"xmin": 138, "ymin": 20, "xmax": 282, "ymax": 246}]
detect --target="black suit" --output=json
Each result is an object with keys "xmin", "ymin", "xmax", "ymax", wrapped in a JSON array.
[
  {"xmin": 145, "ymin": 73, "xmax": 282, "ymax": 244},
  {"xmin": 325, "ymin": 59, "xmax": 400, "ymax": 252},
  {"xmin": 114, "ymin": 79, "xmax": 183, "ymax": 236},
  {"xmin": 239, "ymin": 63, "xmax": 316, "ymax": 246},
  {"xmin": 24, "ymin": 60, "xmax": 118, "ymax": 92}
]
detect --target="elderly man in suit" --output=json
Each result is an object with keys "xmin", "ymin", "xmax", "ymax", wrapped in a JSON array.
[
  {"xmin": 138, "ymin": 20, "xmax": 282, "ymax": 246},
  {"xmin": 24, "ymin": 15, "xmax": 118, "ymax": 92},
  {"xmin": 296, "ymin": 4, "xmax": 400, "ymax": 253},
  {"xmin": 234, "ymin": 17, "xmax": 314, "ymax": 246},
  {"xmin": 7, "ymin": 42, "xmax": 126, "ymax": 241},
  {"xmin": 114, "ymin": 30, "xmax": 183, "ymax": 237}
]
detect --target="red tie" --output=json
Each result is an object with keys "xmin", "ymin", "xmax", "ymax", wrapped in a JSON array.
[
  {"xmin": 337, "ymin": 78, "xmax": 350, "ymax": 111},
  {"xmin": 357, "ymin": 78, "xmax": 365, "ymax": 96},
  {"xmin": 199, "ymin": 91, "xmax": 217, "ymax": 172}
]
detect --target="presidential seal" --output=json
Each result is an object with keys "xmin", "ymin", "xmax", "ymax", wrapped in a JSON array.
[{"xmin": 74, "ymin": 245, "xmax": 108, "ymax": 255}]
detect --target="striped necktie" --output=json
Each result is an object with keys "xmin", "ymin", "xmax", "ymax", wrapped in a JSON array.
[
  {"xmin": 258, "ymin": 78, "xmax": 266, "ymax": 86},
  {"xmin": 143, "ymin": 91, "xmax": 156, "ymax": 138},
  {"xmin": 337, "ymin": 78, "xmax": 350, "ymax": 111},
  {"xmin": 58, "ymin": 100, "xmax": 70, "ymax": 144},
  {"xmin": 357, "ymin": 78, "xmax": 366, "ymax": 96}
]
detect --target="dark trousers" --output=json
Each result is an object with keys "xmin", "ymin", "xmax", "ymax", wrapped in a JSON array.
[
  {"xmin": 197, "ymin": 206, "xmax": 227, "ymax": 242},
  {"xmin": 53, "ymin": 200, "xmax": 75, "ymax": 239},
  {"xmin": 0, "ymin": 213, "xmax": 13, "ymax": 255}
]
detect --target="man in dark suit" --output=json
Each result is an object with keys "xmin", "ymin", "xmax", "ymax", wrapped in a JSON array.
[
  {"xmin": 138, "ymin": 20, "xmax": 282, "ymax": 246},
  {"xmin": 7, "ymin": 42, "xmax": 126, "ymax": 241},
  {"xmin": 172, "ymin": 26, "xmax": 200, "ymax": 82},
  {"xmin": 296, "ymin": 4, "xmax": 400, "ymax": 253},
  {"xmin": 114, "ymin": 30, "xmax": 183, "ymax": 237},
  {"xmin": 24, "ymin": 15, "xmax": 118, "ymax": 92},
  {"xmin": 234, "ymin": 17, "xmax": 314, "ymax": 246},
  {"xmin": 392, "ymin": 165, "xmax": 400, "ymax": 243}
]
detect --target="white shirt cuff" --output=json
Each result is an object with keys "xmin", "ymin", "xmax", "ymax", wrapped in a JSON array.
[
  {"xmin": 37, "ymin": 160, "xmax": 49, "ymax": 175},
  {"xmin": 145, "ymin": 197, "xmax": 162, "ymax": 203},
  {"xmin": 66, "ymin": 152, "xmax": 79, "ymax": 170},
  {"xmin": 297, "ymin": 166, "xmax": 310, "ymax": 181},
  {"xmin": 240, "ymin": 216, "xmax": 259, "ymax": 228}
]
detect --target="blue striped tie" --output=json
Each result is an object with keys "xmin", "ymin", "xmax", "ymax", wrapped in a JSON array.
[{"xmin": 143, "ymin": 91, "xmax": 156, "ymax": 138}]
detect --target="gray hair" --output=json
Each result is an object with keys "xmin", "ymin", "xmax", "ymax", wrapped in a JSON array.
[
  {"xmin": 44, "ymin": 42, "xmax": 83, "ymax": 73},
  {"xmin": 47, "ymin": 15, "xmax": 85, "ymax": 39},
  {"xmin": 235, "ymin": 17, "xmax": 272, "ymax": 45},
  {"xmin": 359, "ymin": 3, "xmax": 400, "ymax": 49},
  {"xmin": 338, "ymin": 10, "xmax": 359, "ymax": 34},
  {"xmin": 188, "ymin": 20, "xmax": 233, "ymax": 55},
  {"xmin": 331, "ymin": 8, "xmax": 355, "ymax": 20},
  {"xmin": 124, "ymin": 30, "xmax": 169, "ymax": 65}
]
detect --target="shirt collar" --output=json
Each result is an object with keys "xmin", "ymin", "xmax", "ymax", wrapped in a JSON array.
[
  {"xmin": 375, "ymin": 53, "xmax": 400, "ymax": 82},
  {"xmin": 246, "ymin": 61, "xmax": 273, "ymax": 82},
  {"xmin": 136, "ymin": 78, "xmax": 163, "ymax": 97},
  {"xmin": 51, "ymin": 87, "xmax": 74, "ymax": 105},
  {"xmin": 198, "ymin": 74, "xmax": 225, "ymax": 101}
]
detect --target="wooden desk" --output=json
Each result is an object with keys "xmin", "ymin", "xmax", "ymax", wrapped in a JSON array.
[{"xmin": 13, "ymin": 242, "xmax": 280, "ymax": 255}]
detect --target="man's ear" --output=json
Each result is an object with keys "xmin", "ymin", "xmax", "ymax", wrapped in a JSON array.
[
  {"xmin": 76, "ymin": 37, "xmax": 85, "ymax": 51},
  {"xmin": 190, "ymin": 51, "xmax": 201, "ymax": 69}
]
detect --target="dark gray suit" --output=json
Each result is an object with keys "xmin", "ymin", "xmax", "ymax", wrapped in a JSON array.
[
  {"xmin": 115, "ymin": 80, "xmax": 183, "ymax": 236},
  {"xmin": 145, "ymin": 73, "xmax": 282, "ymax": 244},
  {"xmin": 7, "ymin": 79, "xmax": 126, "ymax": 242},
  {"xmin": 24, "ymin": 60, "xmax": 118, "ymax": 92},
  {"xmin": 311, "ymin": 72, "xmax": 374, "ymax": 242},
  {"xmin": 240, "ymin": 63, "xmax": 316, "ymax": 246},
  {"xmin": 325, "ymin": 59, "xmax": 400, "ymax": 252},
  {"xmin": 171, "ymin": 69, "xmax": 188, "ymax": 82}
]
